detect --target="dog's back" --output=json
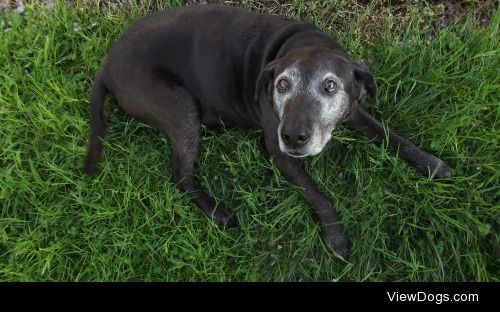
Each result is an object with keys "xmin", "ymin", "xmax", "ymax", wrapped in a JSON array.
[{"xmin": 101, "ymin": 5, "xmax": 321, "ymax": 126}]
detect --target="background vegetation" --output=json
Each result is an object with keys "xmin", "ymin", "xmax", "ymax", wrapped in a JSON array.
[{"xmin": 0, "ymin": 0, "xmax": 498, "ymax": 281}]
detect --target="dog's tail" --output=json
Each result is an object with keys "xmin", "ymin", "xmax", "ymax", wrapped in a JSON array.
[{"xmin": 84, "ymin": 73, "xmax": 108, "ymax": 176}]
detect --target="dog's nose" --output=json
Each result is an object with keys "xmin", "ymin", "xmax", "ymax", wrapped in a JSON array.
[{"xmin": 281, "ymin": 127, "xmax": 310, "ymax": 148}]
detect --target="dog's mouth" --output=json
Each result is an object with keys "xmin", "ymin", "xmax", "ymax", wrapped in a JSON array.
[
  {"xmin": 287, "ymin": 150, "xmax": 308, "ymax": 158},
  {"xmin": 278, "ymin": 126, "xmax": 330, "ymax": 158}
]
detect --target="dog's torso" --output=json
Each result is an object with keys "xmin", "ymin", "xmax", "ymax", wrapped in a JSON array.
[{"xmin": 101, "ymin": 4, "xmax": 346, "ymax": 128}]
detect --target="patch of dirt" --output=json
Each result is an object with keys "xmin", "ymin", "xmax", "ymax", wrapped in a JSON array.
[
  {"xmin": 2, "ymin": 1, "xmax": 497, "ymax": 39},
  {"xmin": 1, "ymin": 0, "xmax": 54, "ymax": 11},
  {"xmin": 197, "ymin": 1, "xmax": 496, "ymax": 30}
]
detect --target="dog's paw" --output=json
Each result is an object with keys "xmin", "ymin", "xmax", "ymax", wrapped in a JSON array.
[
  {"xmin": 416, "ymin": 155, "xmax": 453, "ymax": 180},
  {"xmin": 83, "ymin": 159, "xmax": 99, "ymax": 177},
  {"xmin": 321, "ymin": 223, "xmax": 349, "ymax": 259},
  {"xmin": 434, "ymin": 159, "xmax": 453, "ymax": 179},
  {"xmin": 211, "ymin": 203, "xmax": 238, "ymax": 228}
]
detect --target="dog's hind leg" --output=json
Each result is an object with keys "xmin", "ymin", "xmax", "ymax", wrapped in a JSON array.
[
  {"xmin": 169, "ymin": 123, "xmax": 237, "ymax": 228},
  {"xmin": 136, "ymin": 83, "xmax": 237, "ymax": 228},
  {"xmin": 346, "ymin": 105, "xmax": 452, "ymax": 179}
]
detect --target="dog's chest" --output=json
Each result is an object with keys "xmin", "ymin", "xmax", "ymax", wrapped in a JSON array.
[{"xmin": 199, "ymin": 98, "xmax": 259, "ymax": 128}]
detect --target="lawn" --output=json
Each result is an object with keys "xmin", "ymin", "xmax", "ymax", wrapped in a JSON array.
[{"xmin": 0, "ymin": 0, "xmax": 498, "ymax": 281}]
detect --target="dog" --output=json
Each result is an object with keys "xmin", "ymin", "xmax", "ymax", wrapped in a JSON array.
[{"xmin": 84, "ymin": 4, "xmax": 452, "ymax": 257}]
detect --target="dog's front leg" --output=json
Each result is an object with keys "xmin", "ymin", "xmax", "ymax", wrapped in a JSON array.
[
  {"xmin": 261, "ymin": 124, "xmax": 349, "ymax": 258},
  {"xmin": 346, "ymin": 105, "xmax": 453, "ymax": 179}
]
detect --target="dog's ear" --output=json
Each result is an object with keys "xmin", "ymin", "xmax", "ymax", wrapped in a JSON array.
[
  {"xmin": 254, "ymin": 60, "xmax": 278, "ymax": 101},
  {"xmin": 352, "ymin": 62, "xmax": 378, "ymax": 104}
]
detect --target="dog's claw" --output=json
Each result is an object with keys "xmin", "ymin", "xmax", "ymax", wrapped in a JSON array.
[
  {"xmin": 417, "ymin": 155, "xmax": 453, "ymax": 180},
  {"xmin": 83, "ymin": 160, "xmax": 99, "ymax": 177},
  {"xmin": 423, "ymin": 157, "xmax": 453, "ymax": 180},
  {"xmin": 211, "ymin": 204, "xmax": 238, "ymax": 228},
  {"xmin": 321, "ymin": 223, "xmax": 349, "ymax": 259},
  {"xmin": 434, "ymin": 160, "xmax": 453, "ymax": 179}
]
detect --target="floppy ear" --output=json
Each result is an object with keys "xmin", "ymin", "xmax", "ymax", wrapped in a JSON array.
[
  {"xmin": 254, "ymin": 60, "xmax": 278, "ymax": 101},
  {"xmin": 352, "ymin": 62, "xmax": 378, "ymax": 104}
]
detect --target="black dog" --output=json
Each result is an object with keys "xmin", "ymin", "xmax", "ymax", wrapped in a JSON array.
[{"xmin": 84, "ymin": 4, "xmax": 452, "ymax": 257}]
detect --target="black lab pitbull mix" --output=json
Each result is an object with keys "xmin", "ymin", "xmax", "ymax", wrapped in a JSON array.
[{"xmin": 84, "ymin": 5, "xmax": 452, "ymax": 257}]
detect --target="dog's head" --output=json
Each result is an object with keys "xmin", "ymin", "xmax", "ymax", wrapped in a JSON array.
[{"xmin": 256, "ymin": 47, "xmax": 377, "ymax": 157}]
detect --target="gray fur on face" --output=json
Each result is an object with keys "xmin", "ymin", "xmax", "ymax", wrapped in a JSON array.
[
  {"xmin": 273, "ymin": 66, "xmax": 301, "ymax": 118},
  {"xmin": 273, "ymin": 66, "xmax": 350, "ymax": 157}
]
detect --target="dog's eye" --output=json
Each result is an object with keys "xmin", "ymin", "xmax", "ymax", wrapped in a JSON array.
[
  {"xmin": 324, "ymin": 80, "xmax": 337, "ymax": 93},
  {"xmin": 276, "ymin": 78, "xmax": 289, "ymax": 93}
]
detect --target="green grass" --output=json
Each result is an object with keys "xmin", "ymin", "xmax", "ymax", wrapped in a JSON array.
[{"xmin": 0, "ymin": 0, "xmax": 498, "ymax": 281}]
